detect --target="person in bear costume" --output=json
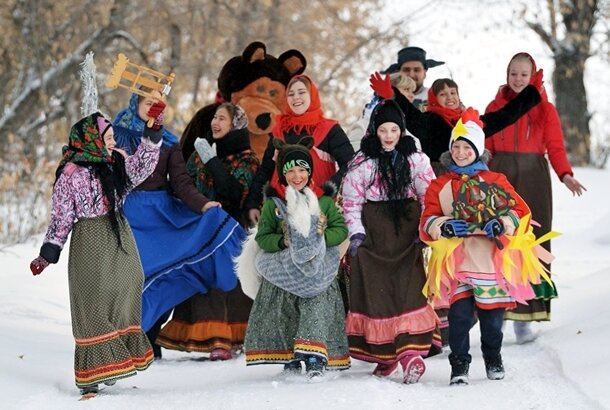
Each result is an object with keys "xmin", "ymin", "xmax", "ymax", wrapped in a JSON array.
[{"xmin": 181, "ymin": 41, "xmax": 307, "ymax": 162}]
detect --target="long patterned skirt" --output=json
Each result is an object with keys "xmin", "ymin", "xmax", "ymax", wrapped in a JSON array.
[
  {"xmin": 157, "ymin": 285, "xmax": 252, "ymax": 353},
  {"xmin": 244, "ymin": 278, "xmax": 350, "ymax": 370},
  {"xmin": 123, "ymin": 191, "xmax": 245, "ymax": 332},
  {"xmin": 489, "ymin": 152, "xmax": 558, "ymax": 321},
  {"xmin": 346, "ymin": 199, "xmax": 441, "ymax": 365},
  {"xmin": 68, "ymin": 215, "xmax": 153, "ymax": 388}
]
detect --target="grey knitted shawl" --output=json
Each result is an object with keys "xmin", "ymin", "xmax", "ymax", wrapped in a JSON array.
[{"xmin": 255, "ymin": 186, "xmax": 340, "ymax": 298}]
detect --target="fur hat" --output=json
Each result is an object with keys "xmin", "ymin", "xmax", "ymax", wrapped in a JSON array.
[
  {"xmin": 373, "ymin": 99, "xmax": 406, "ymax": 135},
  {"xmin": 273, "ymin": 137, "xmax": 314, "ymax": 186},
  {"xmin": 449, "ymin": 107, "xmax": 485, "ymax": 159}
]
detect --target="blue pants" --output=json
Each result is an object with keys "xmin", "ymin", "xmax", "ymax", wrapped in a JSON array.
[{"xmin": 448, "ymin": 296, "xmax": 505, "ymax": 363}]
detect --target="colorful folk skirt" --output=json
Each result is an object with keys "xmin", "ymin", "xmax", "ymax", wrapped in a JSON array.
[
  {"xmin": 490, "ymin": 152, "xmax": 558, "ymax": 321},
  {"xmin": 157, "ymin": 285, "xmax": 252, "ymax": 352},
  {"xmin": 123, "ymin": 191, "xmax": 245, "ymax": 331},
  {"xmin": 68, "ymin": 215, "xmax": 153, "ymax": 388},
  {"xmin": 346, "ymin": 199, "xmax": 441, "ymax": 365},
  {"xmin": 244, "ymin": 278, "xmax": 350, "ymax": 370}
]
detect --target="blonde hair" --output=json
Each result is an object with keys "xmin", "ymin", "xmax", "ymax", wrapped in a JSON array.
[{"xmin": 390, "ymin": 73, "xmax": 416, "ymax": 92}]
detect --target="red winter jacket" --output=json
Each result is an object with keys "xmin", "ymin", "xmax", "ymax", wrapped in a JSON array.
[{"xmin": 485, "ymin": 86, "xmax": 573, "ymax": 180}]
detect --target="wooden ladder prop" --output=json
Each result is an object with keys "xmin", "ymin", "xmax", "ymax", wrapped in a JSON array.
[{"xmin": 106, "ymin": 53, "xmax": 176, "ymax": 127}]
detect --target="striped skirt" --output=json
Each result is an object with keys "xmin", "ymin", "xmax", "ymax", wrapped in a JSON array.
[
  {"xmin": 244, "ymin": 278, "xmax": 350, "ymax": 370},
  {"xmin": 68, "ymin": 215, "xmax": 153, "ymax": 388},
  {"xmin": 346, "ymin": 200, "xmax": 441, "ymax": 366}
]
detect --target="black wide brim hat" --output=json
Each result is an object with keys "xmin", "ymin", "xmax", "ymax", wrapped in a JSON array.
[{"xmin": 396, "ymin": 46, "xmax": 445, "ymax": 71}]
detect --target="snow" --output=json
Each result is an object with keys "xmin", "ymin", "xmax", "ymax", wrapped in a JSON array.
[
  {"xmin": 3, "ymin": 2, "xmax": 610, "ymax": 407},
  {"xmin": 1, "ymin": 167, "xmax": 608, "ymax": 409}
]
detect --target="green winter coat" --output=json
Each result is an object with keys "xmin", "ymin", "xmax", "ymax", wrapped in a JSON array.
[{"xmin": 255, "ymin": 192, "xmax": 347, "ymax": 252}]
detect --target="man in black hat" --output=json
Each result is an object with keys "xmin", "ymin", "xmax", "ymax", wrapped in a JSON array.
[{"xmin": 387, "ymin": 46, "xmax": 444, "ymax": 111}]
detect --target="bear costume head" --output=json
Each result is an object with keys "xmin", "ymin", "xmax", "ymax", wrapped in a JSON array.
[{"xmin": 181, "ymin": 41, "xmax": 306, "ymax": 161}]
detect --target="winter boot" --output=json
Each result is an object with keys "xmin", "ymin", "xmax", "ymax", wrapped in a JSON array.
[
  {"xmin": 304, "ymin": 355, "xmax": 326, "ymax": 379},
  {"xmin": 210, "ymin": 348, "xmax": 232, "ymax": 361},
  {"xmin": 79, "ymin": 384, "xmax": 99, "ymax": 395},
  {"xmin": 484, "ymin": 354, "xmax": 505, "ymax": 380},
  {"xmin": 449, "ymin": 358, "xmax": 470, "ymax": 386},
  {"xmin": 372, "ymin": 360, "xmax": 399, "ymax": 377},
  {"xmin": 400, "ymin": 355, "xmax": 426, "ymax": 384},
  {"xmin": 282, "ymin": 360, "xmax": 302, "ymax": 375},
  {"xmin": 514, "ymin": 321, "xmax": 537, "ymax": 344}
]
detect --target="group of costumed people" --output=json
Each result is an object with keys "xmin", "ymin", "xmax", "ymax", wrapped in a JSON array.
[{"xmin": 28, "ymin": 45, "xmax": 585, "ymax": 397}]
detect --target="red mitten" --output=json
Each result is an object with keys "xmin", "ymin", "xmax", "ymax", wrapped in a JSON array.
[
  {"xmin": 531, "ymin": 69, "xmax": 544, "ymax": 91},
  {"xmin": 369, "ymin": 72, "xmax": 394, "ymax": 99},
  {"xmin": 30, "ymin": 255, "xmax": 50, "ymax": 276},
  {"xmin": 147, "ymin": 100, "xmax": 166, "ymax": 130}
]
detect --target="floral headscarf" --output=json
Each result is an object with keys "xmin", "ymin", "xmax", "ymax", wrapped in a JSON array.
[{"xmin": 58, "ymin": 112, "xmax": 113, "ymax": 171}]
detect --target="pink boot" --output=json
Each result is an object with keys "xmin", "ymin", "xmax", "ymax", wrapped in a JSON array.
[
  {"xmin": 400, "ymin": 355, "xmax": 426, "ymax": 384},
  {"xmin": 210, "ymin": 348, "xmax": 232, "ymax": 361},
  {"xmin": 372, "ymin": 360, "xmax": 399, "ymax": 377}
]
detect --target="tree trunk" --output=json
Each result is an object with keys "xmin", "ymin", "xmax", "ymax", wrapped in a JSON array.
[{"xmin": 553, "ymin": 52, "xmax": 591, "ymax": 166}]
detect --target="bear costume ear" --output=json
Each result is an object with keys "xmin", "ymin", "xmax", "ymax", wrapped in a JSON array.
[
  {"xmin": 272, "ymin": 138, "xmax": 286, "ymax": 150},
  {"xmin": 278, "ymin": 49, "xmax": 307, "ymax": 76},
  {"xmin": 243, "ymin": 41, "xmax": 267, "ymax": 63},
  {"xmin": 297, "ymin": 136, "xmax": 314, "ymax": 150}
]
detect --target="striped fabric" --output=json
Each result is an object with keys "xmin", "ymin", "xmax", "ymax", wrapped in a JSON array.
[{"xmin": 451, "ymin": 271, "xmax": 516, "ymax": 310}]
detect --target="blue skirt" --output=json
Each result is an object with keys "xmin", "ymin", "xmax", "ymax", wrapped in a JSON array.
[{"xmin": 123, "ymin": 191, "xmax": 245, "ymax": 331}]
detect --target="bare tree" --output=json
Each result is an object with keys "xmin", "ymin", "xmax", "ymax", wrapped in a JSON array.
[
  {"xmin": 0, "ymin": 0, "xmax": 409, "ymax": 243},
  {"xmin": 520, "ymin": 0, "xmax": 605, "ymax": 166}
]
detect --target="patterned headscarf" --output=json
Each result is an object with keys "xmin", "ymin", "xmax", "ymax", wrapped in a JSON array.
[
  {"xmin": 113, "ymin": 93, "xmax": 178, "ymax": 155},
  {"xmin": 58, "ymin": 112, "xmax": 113, "ymax": 172},
  {"xmin": 55, "ymin": 112, "xmax": 130, "ymax": 241}
]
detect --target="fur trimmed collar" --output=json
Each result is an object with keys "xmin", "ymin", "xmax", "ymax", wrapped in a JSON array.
[
  {"xmin": 439, "ymin": 149, "xmax": 491, "ymax": 168},
  {"xmin": 264, "ymin": 181, "xmax": 336, "ymax": 200}
]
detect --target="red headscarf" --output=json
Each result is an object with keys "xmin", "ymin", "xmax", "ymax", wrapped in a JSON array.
[
  {"xmin": 426, "ymin": 85, "xmax": 463, "ymax": 127},
  {"xmin": 274, "ymin": 74, "xmax": 328, "ymax": 137},
  {"xmin": 498, "ymin": 52, "xmax": 548, "ymax": 102}
]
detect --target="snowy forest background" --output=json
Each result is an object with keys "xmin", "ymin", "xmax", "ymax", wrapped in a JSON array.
[
  {"xmin": 0, "ymin": 0, "xmax": 610, "ymax": 244},
  {"xmin": 0, "ymin": 0, "xmax": 609, "ymax": 242},
  {"xmin": 2, "ymin": 1, "xmax": 610, "ymax": 409}
]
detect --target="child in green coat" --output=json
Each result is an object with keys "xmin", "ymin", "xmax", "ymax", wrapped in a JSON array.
[{"xmin": 243, "ymin": 136, "xmax": 350, "ymax": 379}]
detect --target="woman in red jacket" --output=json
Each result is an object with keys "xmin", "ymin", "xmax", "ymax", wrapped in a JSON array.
[{"xmin": 485, "ymin": 52, "xmax": 586, "ymax": 343}]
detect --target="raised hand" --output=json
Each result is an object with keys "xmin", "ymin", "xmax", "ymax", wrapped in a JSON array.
[
  {"xmin": 194, "ymin": 137, "xmax": 216, "ymax": 163},
  {"xmin": 369, "ymin": 71, "xmax": 394, "ymax": 99},
  {"xmin": 531, "ymin": 69, "xmax": 544, "ymax": 91},
  {"xmin": 147, "ymin": 100, "xmax": 166, "ymax": 130}
]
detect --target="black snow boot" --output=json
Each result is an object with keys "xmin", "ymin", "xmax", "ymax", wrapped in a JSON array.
[
  {"xmin": 484, "ymin": 354, "xmax": 505, "ymax": 380},
  {"xmin": 449, "ymin": 357, "xmax": 470, "ymax": 386},
  {"xmin": 79, "ymin": 384, "xmax": 99, "ymax": 395},
  {"xmin": 304, "ymin": 355, "xmax": 326, "ymax": 379}
]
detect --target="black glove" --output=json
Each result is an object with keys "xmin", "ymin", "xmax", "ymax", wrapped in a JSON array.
[{"xmin": 440, "ymin": 219, "xmax": 469, "ymax": 238}]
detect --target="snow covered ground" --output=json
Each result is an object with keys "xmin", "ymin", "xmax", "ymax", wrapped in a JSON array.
[{"xmin": 1, "ymin": 166, "xmax": 608, "ymax": 409}]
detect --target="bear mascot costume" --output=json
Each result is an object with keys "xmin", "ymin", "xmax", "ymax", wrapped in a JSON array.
[{"xmin": 181, "ymin": 41, "xmax": 306, "ymax": 161}]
